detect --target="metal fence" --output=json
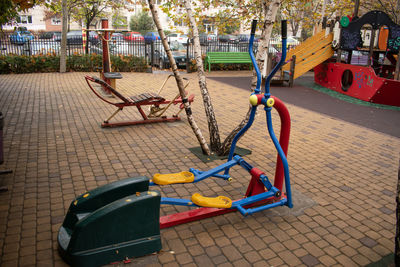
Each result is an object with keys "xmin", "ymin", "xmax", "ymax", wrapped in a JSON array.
[{"xmin": 0, "ymin": 32, "xmax": 297, "ymax": 70}]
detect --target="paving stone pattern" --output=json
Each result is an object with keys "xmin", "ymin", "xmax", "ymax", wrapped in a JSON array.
[{"xmin": 0, "ymin": 72, "xmax": 399, "ymax": 266}]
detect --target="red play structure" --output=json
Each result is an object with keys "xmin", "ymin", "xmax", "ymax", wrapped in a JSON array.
[
  {"xmin": 314, "ymin": 11, "xmax": 400, "ymax": 107},
  {"xmin": 314, "ymin": 62, "xmax": 400, "ymax": 106}
]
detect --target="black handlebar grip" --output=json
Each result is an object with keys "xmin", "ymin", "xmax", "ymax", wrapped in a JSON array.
[
  {"xmin": 251, "ymin": 20, "xmax": 258, "ymax": 35},
  {"xmin": 282, "ymin": 20, "xmax": 287, "ymax": 39}
]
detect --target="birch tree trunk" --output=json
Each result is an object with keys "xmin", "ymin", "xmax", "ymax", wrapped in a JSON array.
[
  {"xmin": 183, "ymin": 0, "xmax": 221, "ymax": 153},
  {"xmin": 60, "ymin": 0, "xmax": 68, "ymax": 73},
  {"xmin": 219, "ymin": 0, "xmax": 282, "ymax": 156},
  {"xmin": 251, "ymin": 0, "xmax": 281, "ymax": 89},
  {"xmin": 147, "ymin": 0, "xmax": 210, "ymax": 155},
  {"xmin": 180, "ymin": 0, "xmax": 282, "ymax": 156}
]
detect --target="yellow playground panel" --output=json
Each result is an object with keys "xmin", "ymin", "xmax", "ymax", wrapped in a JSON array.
[{"xmin": 283, "ymin": 31, "xmax": 334, "ymax": 80}]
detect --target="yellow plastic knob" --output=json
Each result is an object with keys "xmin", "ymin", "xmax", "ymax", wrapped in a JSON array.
[
  {"xmin": 266, "ymin": 98, "xmax": 275, "ymax": 107},
  {"xmin": 249, "ymin": 95, "xmax": 259, "ymax": 106}
]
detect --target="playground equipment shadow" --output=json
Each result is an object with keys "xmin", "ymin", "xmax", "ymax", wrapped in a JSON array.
[
  {"xmin": 0, "ymin": 72, "xmax": 399, "ymax": 266},
  {"xmin": 208, "ymin": 72, "xmax": 400, "ymax": 138}
]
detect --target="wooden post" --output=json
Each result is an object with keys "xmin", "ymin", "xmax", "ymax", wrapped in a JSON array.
[
  {"xmin": 329, "ymin": 20, "xmax": 334, "ymax": 33},
  {"xmin": 353, "ymin": 0, "xmax": 360, "ymax": 18},
  {"xmin": 101, "ymin": 19, "xmax": 110, "ymax": 74},
  {"xmin": 100, "ymin": 19, "xmax": 112, "ymax": 95},
  {"xmin": 335, "ymin": 17, "xmax": 342, "ymax": 63},
  {"xmin": 186, "ymin": 39, "xmax": 190, "ymax": 73},
  {"xmin": 289, "ymin": 55, "xmax": 296, "ymax": 87},
  {"xmin": 322, "ymin": 17, "xmax": 327, "ymax": 29},
  {"xmin": 367, "ymin": 28, "xmax": 376, "ymax": 67}
]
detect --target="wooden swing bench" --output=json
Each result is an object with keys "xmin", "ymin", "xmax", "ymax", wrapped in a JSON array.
[{"xmin": 84, "ymin": 74, "xmax": 194, "ymax": 128}]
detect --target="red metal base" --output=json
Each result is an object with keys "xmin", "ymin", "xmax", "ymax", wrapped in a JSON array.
[
  {"xmin": 101, "ymin": 116, "xmax": 181, "ymax": 128},
  {"xmin": 314, "ymin": 62, "xmax": 400, "ymax": 107},
  {"xmin": 159, "ymin": 196, "xmax": 284, "ymax": 229},
  {"xmin": 160, "ymin": 207, "xmax": 231, "ymax": 229},
  {"xmin": 159, "ymin": 168, "xmax": 283, "ymax": 229}
]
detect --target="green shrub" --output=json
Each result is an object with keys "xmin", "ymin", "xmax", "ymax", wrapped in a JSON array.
[
  {"xmin": 110, "ymin": 54, "xmax": 147, "ymax": 72},
  {"xmin": 0, "ymin": 54, "xmax": 148, "ymax": 74},
  {"xmin": 187, "ymin": 55, "xmax": 251, "ymax": 73},
  {"xmin": 0, "ymin": 54, "xmax": 60, "ymax": 74}
]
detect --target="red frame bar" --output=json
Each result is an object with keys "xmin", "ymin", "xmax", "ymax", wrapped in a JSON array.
[
  {"xmin": 271, "ymin": 96, "xmax": 291, "ymax": 192},
  {"xmin": 102, "ymin": 116, "xmax": 180, "ymax": 128}
]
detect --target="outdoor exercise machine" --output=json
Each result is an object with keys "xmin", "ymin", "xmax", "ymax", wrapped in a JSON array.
[
  {"xmin": 58, "ymin": 20, "xmax": 293, "ymax": 266},
  {"xmin": 85, "ymin": 74, "xmax": 194, "ymax": 127},
  {"xmin": 85, "ymin": 18, "xmax": 195, "ymax": 128}
]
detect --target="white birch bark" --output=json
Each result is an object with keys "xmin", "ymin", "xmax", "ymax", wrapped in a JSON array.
[
  {"xmin": 183, "ymin": 0, "xmax": 222, "ymax": 153},
  {"xmin": 220, "ymin": 0, "xmax": 282, "ymax": 156},
  {"xmin": 147, "ymin": 0, "xmax": 210, "ymax": 155},
  {"xmin": 252, "ymin": 0, "xmax": 281, "ymax": 90}
]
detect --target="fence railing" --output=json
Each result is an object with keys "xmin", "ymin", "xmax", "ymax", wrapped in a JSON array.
[{"xmin": 0, "ymin": 33, "xmax": 299, "ymax": 70}]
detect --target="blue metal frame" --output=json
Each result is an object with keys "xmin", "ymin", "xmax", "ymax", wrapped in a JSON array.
[
  {"xmin": 222, "ymin": 21, "xmax": 263, "ymax": 176},
  {"xmin": 154, "ymin": 20, "xmax": 293, "ymax": 214}
]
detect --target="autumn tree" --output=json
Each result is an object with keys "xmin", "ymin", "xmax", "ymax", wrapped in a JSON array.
[
  {"xmin": 150, "ymin": 0, "xmax": 283, "ymax": 156},
  {"xmin": 281, "ymin": 0, "xmax": 353, "ymax": 39},
  {"xmin": 360, "ymin": 0, "xmax": 400, "ymax": 23},
  {"xmin": 46, "ymin": 0, "xmax": 126, "ymax": 33},
  {"xmin": 0, "ymin": 0, "xmax": 35, "ymax": 27},
  {"xmin": 44, "ymin": 0, "xmax": 81, "ymax": 31},
  {"xmin": 147, "ymin": 0, "xmax": 211, "ymax": 154},
  {"xmin": 129, "ymin": 11, "xmax": 155, "ymax": 34}
]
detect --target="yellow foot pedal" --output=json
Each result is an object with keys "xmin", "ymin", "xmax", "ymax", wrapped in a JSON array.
[
  {"xmin": 191, "ymin": 193, "xmax": 232, "ymax": 208},
  {"xmin": 152, "ymin": 171, "xmax": 195, "ymax": 185}
]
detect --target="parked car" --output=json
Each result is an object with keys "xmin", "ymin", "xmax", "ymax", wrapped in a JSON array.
[
  {"xmin": 9, "ymin": 30, "xmax": 34, "ymax": 45},
  {"xmin": 111, "ymin": 32, "xmax": 124, "ymax": 41},
  {"xmin": 123, "ymin": 32, "xmax": 144, "ymax": 41},
  {"xmin": 218, "ymin": 34, "xmax": 239, "ymax": 43},
  {"xmin": 270, "ymin": 36, "xmax": 300, "ymax": 46},
  {"xmin": 39, "ymin": 31, "xmax": 61, "ymax": 42},
  {"xmin": 167, "ymin": 33, "xmax": 188, "ymax": 45},
  {"xmin": 144, "ymin": 32, "xmax": 160, "ymax": 43},
  {"xmin": 88, "ymin": 42, "xmax": 144, "ymax": 56},
  {"xmin": 237, "ymin": 34, "xmax": 260, "ymax": 43},
  {"xmin": 154, "ymin": 41, "xmax": 186, "ymax": 69},
  {"xmin": 198, "ymin": 33, "xmax": 217, "ymax": 44},
  {"xmin": 67, "ymin": 30, "xmax": 99, "ymax": 45},
  {"xmin": 238, "ymin": 34, "xmax": 250, "ymax": 43}
]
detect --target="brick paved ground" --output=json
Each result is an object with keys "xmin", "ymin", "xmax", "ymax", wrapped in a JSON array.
[{"xmin": 0, "ymin": 71, "xmax": 399, "ymax": 266}]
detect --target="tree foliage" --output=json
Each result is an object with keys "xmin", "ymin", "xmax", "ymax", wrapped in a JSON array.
[
  {"xmin": 360, "ymin": 0, "xmax": 400, "ymax": 23},
  {"xmin": 160, "ymin": 0, "xmax": 268, "ymax": 35},
  {"xmin": 0, "ymin": 0, "xmax": 36, "ymax": 27},
  {"xmin": 129, "ymin": 11, "xmax": 155, "ymax": 34},
  {"xmin": 281, "ymin": 0, "xmax": 354, "ymax": 39},
  {"xmin": 151, "ymin": 0, "xmax": 283, "ymax": 155},
  {"xmin": 45, "ymin": 0, "xmax": 127, "ymax": 29},
  {"xmin": 112, "ymin": 11, "xmax": 128, "ymax": 28}
]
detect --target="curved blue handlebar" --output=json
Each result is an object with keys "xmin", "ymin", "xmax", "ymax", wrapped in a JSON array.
[
  {"xmin": 224, "ymin": 20, "xmax": 260, "ymax": 175},
  {"xmin": 249, "ymin": 20, "xmax": 261, "ymax": 94},
  {"xmin": 224, "ymin": 20, "xmax": 289, "ymax": 182},
  {"xmin": 265, "ymin": 20, "xmax": 287, "ymax": 97}
]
